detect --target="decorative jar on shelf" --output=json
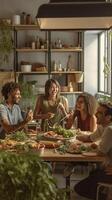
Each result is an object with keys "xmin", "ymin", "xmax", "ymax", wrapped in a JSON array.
[{"xmin": 75, "ymin": 73, "xmax": 84, "ymax": 83}]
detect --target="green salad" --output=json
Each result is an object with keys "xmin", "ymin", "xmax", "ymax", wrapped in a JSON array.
[
  {"xmin": 53, "ymin": 126, "xmax": 75, "ymax": 138},
  {"xmin": 7, "ymin": 130, "xmax": 28, "ymax": 141}
]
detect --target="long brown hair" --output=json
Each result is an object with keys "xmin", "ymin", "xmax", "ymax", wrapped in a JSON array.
[
  {"xmin": 75, "ymin": 92, "xmax": 97, "ymax": 115},
  {"xmin": 44, "ymin": 79, "xmax": 60, "ymax": 99}
]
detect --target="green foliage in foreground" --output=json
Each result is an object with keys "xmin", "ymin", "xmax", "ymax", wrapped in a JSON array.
[{"xmin": 0, "ymin": 151, "xmax": 67, "ymax": 200}]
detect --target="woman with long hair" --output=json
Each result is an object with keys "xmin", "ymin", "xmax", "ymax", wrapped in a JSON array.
[
  {"xmin": 33, "ymin": 79, "xmax": 69, "ymax": 131},
  {"xmin": 66, "ymin": 92, "xmax": 97, "ymax": 132}
]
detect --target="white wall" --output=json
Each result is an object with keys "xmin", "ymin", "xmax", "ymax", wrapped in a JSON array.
[
  {"xmin": 0, "ymin": 0, "xmax": 98, "ymax": 106},
  {"xmin": 84, "ymin": 31, "xmax": 98, "ymax": 95},
  {"xmin": 0, "ymin": 0, "xmax": 48, "ymax": 20}
]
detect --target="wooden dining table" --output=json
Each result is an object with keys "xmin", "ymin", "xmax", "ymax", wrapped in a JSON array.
[
  {"xmin": 41, "ymin": 148, "xmax": 104, "ymax": 162},
  {"xmin": 40, "ymin": 148, "xmax": 105, "ymax": 198}
]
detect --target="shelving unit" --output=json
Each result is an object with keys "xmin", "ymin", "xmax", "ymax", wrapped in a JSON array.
[
  {"xmin": 48, "ymin": 30, "xmax": 84, "ymax": 94},
  {"xmin": 13, "ymin": 25, "xmax": 48, "ymax": 79},
  {"xmin": 13, "ymin": 26, "xmax": 84, "ymax": 100}
]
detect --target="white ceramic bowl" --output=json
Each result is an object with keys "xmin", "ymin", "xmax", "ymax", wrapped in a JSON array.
[{"xmin": 21, "ymin": 65, "xmax": 32, "ymax": 72}]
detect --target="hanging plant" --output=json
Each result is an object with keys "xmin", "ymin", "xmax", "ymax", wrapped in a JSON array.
[{"xmin": 0, "ymin": 20, "xmax": 13, "ymax": 64}]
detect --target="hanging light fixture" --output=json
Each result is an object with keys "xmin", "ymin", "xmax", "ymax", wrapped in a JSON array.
[{"xmin": 36, "ymin": 1, "xmax": 112, "ymax": 30}]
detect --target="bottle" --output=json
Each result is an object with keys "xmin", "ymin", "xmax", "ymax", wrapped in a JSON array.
[
  {"xmin": 74, "ymin": 116, "xmax": 78, "ymax": 129},
  {"xmin": 21, "ymin": 12, "xmax": 26, "ymax": 24},
  {"xmin": 31, "ymin": 41, "xmax": 36, "ymax": 49},
  {"xmin": 26, "ymin": 14, "xmax": 31, "ymax": 25},
  {"xmin": 68, "ymin": 82, "xmax": 73, "ymax": 92},
  {"xmin": 53, "ymin": 61, "xmax": 57, "ymax": 71},
  {"xmin": 36, "ymin": 36, "xmax": 40, "ymax": 49},
  {"xmin": 56, "ymin": 38, "xmax": 62, "ymax": 48},
  {"xmin": 58, "ymin": 61, "xmax": 62, "ymax": 71},
  {"xmin": 43, "ymin": 119, "xmax": 49, "ymax": 132},
  {"xmin": 66, "ymin": 54, "xmax": 73, "ymax": 71},
  {"xmin": 58, "ymin": 39, "xmax": 62, "ymax": 48}
]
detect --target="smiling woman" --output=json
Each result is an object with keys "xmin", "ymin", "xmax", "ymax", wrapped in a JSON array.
[
  {"xmin": 33, "ymin": 79, "xmax": 69, "ymax": 131},
  {"xmin": 66, "ymin": 92, "xmax": 97, "ymax": 132}
]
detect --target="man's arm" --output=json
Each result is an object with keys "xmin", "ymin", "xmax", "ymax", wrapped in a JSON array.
[
  {"xmin": 1, "ymin": 110, "xmax": 33, "ymax": 134},
  {"xmin": 76, "ymin": 134, "xmax": 92, "ymax": 142},
  {"xmin": 98, "ymin": 126, "xmax": 112, "ymax": 154},
  {"xmin": 76, "ymin": 126, "xmax": 103, "ymax": 142}
]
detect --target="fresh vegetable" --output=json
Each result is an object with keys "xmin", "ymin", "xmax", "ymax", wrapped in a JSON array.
[
  {"xmin": 7, "ymin": 130, "xmax": 28, "ymax": 141},
  {"xmin": 53, "ymin": 126, "xmax": 75, "ymax": 138}
]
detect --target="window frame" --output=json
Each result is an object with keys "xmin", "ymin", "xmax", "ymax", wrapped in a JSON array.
[{"xmin": 98, "ymin": 29, "xmax": 112, "ymax": 96}]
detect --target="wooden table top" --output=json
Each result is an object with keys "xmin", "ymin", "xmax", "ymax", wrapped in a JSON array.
[{"xmin": 41, "ymin": 149, "xmax": 104, "ymax": 162}]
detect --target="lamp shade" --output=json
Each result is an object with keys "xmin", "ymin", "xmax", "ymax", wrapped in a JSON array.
[{"xmin": 36, "ymin": 1, "xmax": 112, "ymax": 30}]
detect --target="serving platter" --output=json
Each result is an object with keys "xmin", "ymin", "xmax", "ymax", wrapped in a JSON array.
[
  {"xmin": 38, "ymin": 140, "xmax": 61, "ymax": 149},
  {"xmin": 43, "ymin": 131, "xmax": 76, "ymax": 141}
]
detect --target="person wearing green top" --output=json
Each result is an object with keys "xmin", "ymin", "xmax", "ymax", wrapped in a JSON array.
[{"xmin": 33, "ymin": 79, "xmax": 69, "ymax": 131}]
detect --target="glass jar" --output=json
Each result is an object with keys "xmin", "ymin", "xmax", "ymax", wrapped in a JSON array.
[
  {"xmin": 21, "ymin": 12, "xmax": 26, "ymax": 24},
  {"xmin": 26, "ymin": 14, "xmax": 32, "ymax": 25},
  {"xmin": 68, "ymin": 82, "xmax": 73, "ymax": 92}
]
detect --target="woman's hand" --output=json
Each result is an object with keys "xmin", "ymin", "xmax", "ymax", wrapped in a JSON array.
[
  {"xmin": 45, "ymin": 112, "xmax": 55, "ymax": 119},
  {"xmin": 57, "ymin": 102, "xmax": 67, "ymax": 116}
]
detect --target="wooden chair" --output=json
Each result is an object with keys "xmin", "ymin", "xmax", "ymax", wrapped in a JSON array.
[{"xmin": 96, "ymin": 182, "xmax": 112, "ymax": 200}]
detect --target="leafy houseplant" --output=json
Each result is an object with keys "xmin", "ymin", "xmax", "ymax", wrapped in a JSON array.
[
  {"xmin": 0, "ymin": 20, "xmax": 13, "ymax": 64},
  {"xmin": 0, "ymin": 151, "xmax": 67, "ymax": 200},
  {"xmin": 19, "ymin": 81, "xmax": 38, "ymax": 111}
]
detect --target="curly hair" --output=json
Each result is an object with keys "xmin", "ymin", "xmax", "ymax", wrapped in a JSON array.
[
  {"xmin": 1, "ymin": 82, "xmax": 20, "ymax": 100},
  {"xmin": 99, "ymin": 102, "xmax": 112, "ymax": 120}
]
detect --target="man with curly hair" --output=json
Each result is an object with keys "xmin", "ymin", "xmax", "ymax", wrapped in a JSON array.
[{"xmin": 0, "ymin": 81, "xmax": 33, "ymax": 139}]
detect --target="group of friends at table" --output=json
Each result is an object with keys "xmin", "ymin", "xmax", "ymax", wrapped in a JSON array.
[{"xmin": 0, "ymin": 79, "xmax": 112, "ymax": 200}]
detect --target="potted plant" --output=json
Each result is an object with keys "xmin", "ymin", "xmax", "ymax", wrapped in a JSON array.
[
  {"xmin": 0, "ymin": 151, "xmax": 67, "ymax": 200},
  {"xmin": 0, "ymin": 20, "xmax": 13, "ymax": 65}
]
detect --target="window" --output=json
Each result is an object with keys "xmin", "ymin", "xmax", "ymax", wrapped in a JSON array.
[{"xmin": 98, "ymin": 30, "xmax": 112, "ymax": 95}]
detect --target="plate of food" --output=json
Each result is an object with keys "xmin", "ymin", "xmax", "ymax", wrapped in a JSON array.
[
  {"xmin": 39, "ymin": 140, "xmax": 61, "ymax": 149},
  {"xmin": 67, "ymin": 142, "xmax": 82, "ymax": 154},
  {"xmin": 43, "ymin": 127, "xmax": 76, "ymax": 141},
  {"xmin": 43, "ymin": 131, "xmax": 64, "ymax": 141}
]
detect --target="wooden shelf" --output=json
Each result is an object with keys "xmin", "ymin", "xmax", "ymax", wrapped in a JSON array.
[
  {"xmin": 51, "ymin": 48, "xmax": 83, "ymax": 52},
  {"xmin": 51, "ymin": 71, "xmax": 83, "ymax": 74},
  {"xmin": 14, "ymin": 24, "xmax": 40, "ymax": 30},
  {"xmin": 16, "ymin": 48, "xmax": 48, "ymax": 52},
  {"xmin": 61, "ymin": 91, "xmax": 83, "ymax": 94},
  {"xmin": 17, "ymin": 71, "xmax": 48, "ymax": 74}
]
